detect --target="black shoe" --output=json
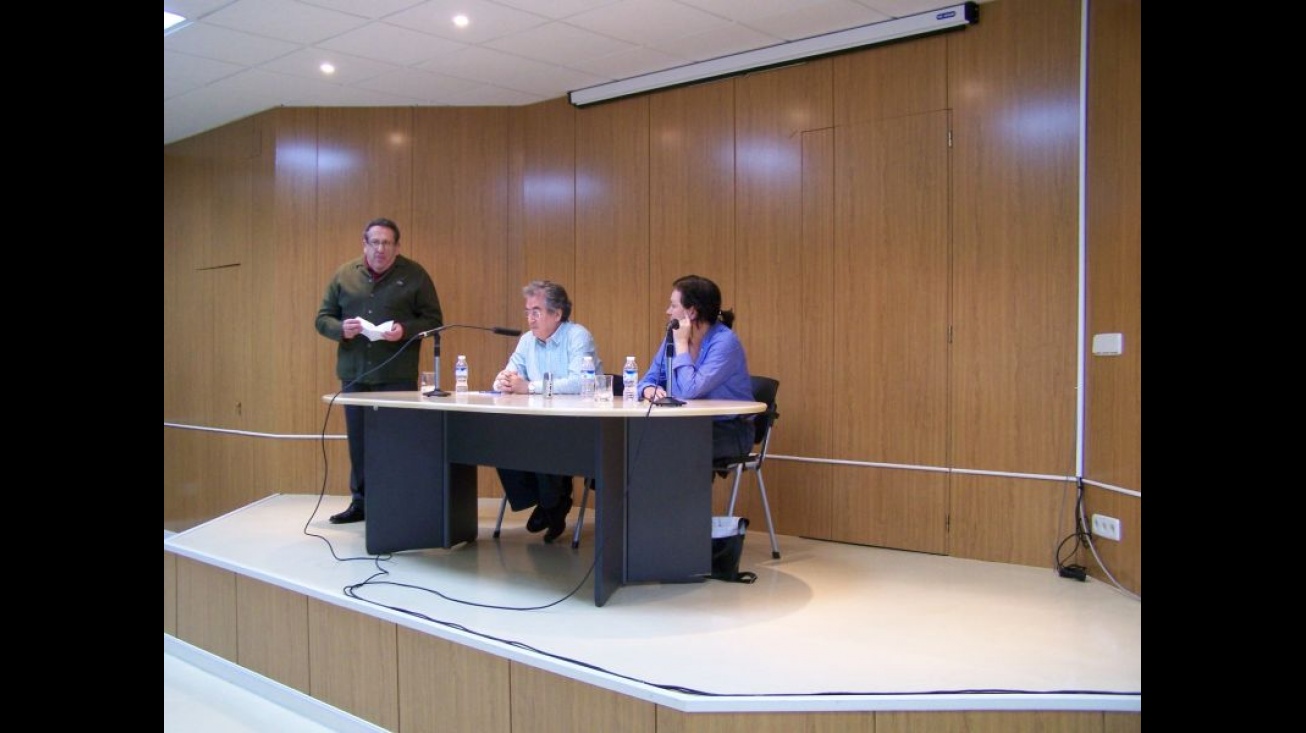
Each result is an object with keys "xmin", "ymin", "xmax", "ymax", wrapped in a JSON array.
[
  {"xmin": 330, "ymin": 500, "xmax": 365, "ymax": 524},
  {"xmin": 525, "ymin": 505, "xmax": 548, "ymax": 533},
  {"xmin": 543, "ymin": 495, "xmax": 572, "ymax": 543}
]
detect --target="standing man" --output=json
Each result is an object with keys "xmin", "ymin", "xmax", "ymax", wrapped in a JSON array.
[
  {"xmin": 315, "ymin": 217, "xmax": 443, "ymax": 523},
  {"xmin": 492, "ymin": 280, "xmax": 600, "ymax": 542}
]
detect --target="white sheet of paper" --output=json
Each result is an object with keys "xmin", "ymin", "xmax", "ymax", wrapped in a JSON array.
[{"xmin": 356, "ymin": 318, "xmax": 395, "ymax": 341}]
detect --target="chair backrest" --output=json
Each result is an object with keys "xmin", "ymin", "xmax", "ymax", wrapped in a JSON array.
[
  {"xmin": 607, "ymin": 372, "xmax": 623, "ymax": 396},
  {"xmin": 749, "ymin": 375, "xmax": 780, "ymax": 449}
]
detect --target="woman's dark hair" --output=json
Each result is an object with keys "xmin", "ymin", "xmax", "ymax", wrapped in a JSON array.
[
  {"xmin": 673, "ymin": 274, "xmax": 734, "ymax": 329},
  {"xmin": 363, "ymin": 217, "xmax": 401, "ymax": 244},
  {"xmin": 522, "ymin": 279, "xmax": 572, "ymax": 321}
]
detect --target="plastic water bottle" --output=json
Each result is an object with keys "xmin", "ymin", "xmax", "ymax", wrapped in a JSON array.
[
  {"xmin": 580, "ymin": 356, "xmax": 595, "ymax": 399},
  {"xmin": 622, "ymin": 356, "xmax": 638, "ymax": 401},
  {"xmin": 454, "ymin": 355, "xmax": 469, "ymax": 394}
]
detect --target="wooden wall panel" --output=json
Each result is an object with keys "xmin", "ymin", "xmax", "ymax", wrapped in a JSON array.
[
  {"xmin": 175, "ymin": 556, "xmax": 237, "ymax": 661},
  {"xmin": 575, "ymin": 95, "xmax": 651, "ymax": 368},
  {"xmin": 165, "ymin": 427, "xmax": 350, "ymax": 533},
  {"xmin": 949, "ymin": 0, "xmax": 1081, "ymax": 477},
  {"xmin": 949, "ymin": 474, "xmax": 1077, "ymax": 567},
  {"xmin": 734, "ymin": 61, "xmax": 833, "ymax": 410},
  {"xmin": 210, "ymin": 426, "xmax": 255, "ymax": 525},
  {"xmin": 397, "ymin": 626, "xmax": 511, "ymax": 733},
  {"xmin": 208, "ymin": 122, "xmax": 258, "ymax": 433},
  {"xmin": 510, "ymin": 662, "xmax": 655, "ymax": 733},
  {"xmin": 164, "ymin": 550, "xmax": 177, "ymax": 635},
  {"xmin": 164, "ymin": 117, "xmax": 261, "ymax": 431},
  {"xmin": 264, "ymin": 107, "xmax": 321, "ymax": 435},
  {"xmin": 731, "ymin": 62, "xmax": 835, "ymax": 530},
  {"xmin": 1105, "ymin": 712, "xmax": 1142, "ymax": 733},
  {"xmin": 658, "ymin": 709, "xmax": 873, "ymax": 733},
  {"xmin": 833, "ymin": 33, "xmax": 948, "ymax": 125},
  {"xmin": 658, "ymin": 708, "xmax": 1129, "ymax": 732},
  {"xmin": 202, "ymin": 116, "xmax": 261, "ymax": 268},
  {"xmin": 768, "ymin": 460, "xmax": 833, "ymax": 540},
  {"xmin": 828, "ymin": 466, "xmax": 948, "ymax": 554},
  {"xmin": 833, "ymin": 113, "xmax": 950, "ymax": 468},
  {"xmin": 878, "ymin": 710, "xmax": 1104, "ymax": 733},
  {"xmin": 164, "ymin": 141, "xmax": 213, "ymax": 426},
  {"xmin": 413, "ymin": 107, "xmax": 512, "ymax": 390},
  {"xmin": 1082, "ymin": 484, "xmax": 1140, "ymax": 593},
  {"xmin": 163, "ymin": 428, "xmax": 258, "ymax": 532},
  {"xmin": 308, "ymin": 598, "xmax": 399, "ymax": 731},
  {"xmin": 507, "ymin": 98, "xmax": 576, "ymax": 300},
  {"xmin": 164, "ymin": 427, "xmax": 208, "ymax": 533},
  {"xmin": 236, "ymin": 575, "xmax": 310, "ymax": 694},
  {"xmin": 649, "ymin": 79, "xmax": 736, "ymax": 299},
  {"xmin": 249, "ymin": 422, "xmax": 350, "ymax": 498},
  {"xmin": 1084, "ymin": 0, "xmax": 1142, "ymax": 493},
  {"xmin": 211, "ymin": 266, "xmax": 251, "ymax": 432}
]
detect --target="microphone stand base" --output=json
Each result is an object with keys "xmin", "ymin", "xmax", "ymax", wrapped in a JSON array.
[
  {"xmin": 424, "ymin": 389, "xmax": 450, "ymax": 397},
  {"xmin": 652, "ymin": 396, "xmax": 685, "ymax": 407}
]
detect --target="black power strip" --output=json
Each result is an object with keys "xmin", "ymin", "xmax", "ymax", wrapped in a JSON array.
[{"xmin": 1059, "ymin": 565, "xmax": 1087, "ymax": 581}]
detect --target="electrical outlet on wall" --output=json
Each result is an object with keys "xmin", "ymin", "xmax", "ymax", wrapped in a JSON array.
[{"xmin": 1091, "ymin": 513, "xmax": 1121, "ymax": 541}]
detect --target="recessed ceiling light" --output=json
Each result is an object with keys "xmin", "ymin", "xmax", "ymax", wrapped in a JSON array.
[
  {"xmin": 164, "ymin": 11, "xmax": 187, "ymax": 32},
  {"xmin": 320, "ymin": 62, "xmax": 336, "ymax": 75},
  {"xmin": 453, "ymin": 14, "xmax": 469, "ymax": 28}
]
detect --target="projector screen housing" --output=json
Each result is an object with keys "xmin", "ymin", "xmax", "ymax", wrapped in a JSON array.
[{"xmin": 569, "ymin": 3, "xmax": 977, "ymax": 107}]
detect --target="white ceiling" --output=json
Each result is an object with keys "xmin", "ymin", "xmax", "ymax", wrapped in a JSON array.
[{"xmin": 165, "ymin": 0, "xmax": 969, "ymax": 146}]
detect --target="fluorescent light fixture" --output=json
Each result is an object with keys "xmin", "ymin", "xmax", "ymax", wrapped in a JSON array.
[{"xmin": 569, "ymin": 2, "xmax": 977, "ymax": 106}]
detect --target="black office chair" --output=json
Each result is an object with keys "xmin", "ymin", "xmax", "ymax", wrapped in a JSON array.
[
  {"xmin": 714, "ymin": 375, "xmax": 781, "ymax": 559},
  {"xmin": 493, "ymin": 373, "xmax": 623, "ymax": 548}
]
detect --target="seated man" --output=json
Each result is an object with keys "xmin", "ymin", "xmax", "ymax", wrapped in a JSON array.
[{"xmin": 492, "ymin": 280, "xmax": 601, "ymax": 542}]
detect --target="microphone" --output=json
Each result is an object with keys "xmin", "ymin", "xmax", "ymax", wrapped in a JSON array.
[
  {"xmin": 414, "ymin": 324, "xmax": 522, "ymax": 340},
  {"xmin": 655, "ymin": 319, "xmax": 686, "ymax": 407},
  {"xmin": 412, "ymin": 324, "xmax": 522, "ymax": 396}
]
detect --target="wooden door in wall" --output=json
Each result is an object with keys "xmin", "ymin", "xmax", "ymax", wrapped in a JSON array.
[{"xmin": 828, "ymin": 111, "xmax": 950, "ymax": 555}]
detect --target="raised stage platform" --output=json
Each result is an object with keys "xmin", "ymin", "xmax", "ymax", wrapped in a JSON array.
[{"xmin": 164, "ymin": 493, "xmax": 1140, "ymax": 726}]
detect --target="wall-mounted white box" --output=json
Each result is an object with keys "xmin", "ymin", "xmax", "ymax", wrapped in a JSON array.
[{"xmin": 1092, "ymin": 333, "xmax": 1123, "ymax": 356}]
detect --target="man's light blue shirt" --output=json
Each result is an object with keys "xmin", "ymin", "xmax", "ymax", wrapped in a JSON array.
[{"xmin": 503, "ymin": 321, "xmax": 601, "ymax": 394}]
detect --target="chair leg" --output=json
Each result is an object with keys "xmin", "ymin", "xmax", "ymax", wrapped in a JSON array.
[
  {"xmin": 727, "ymin": 466, "xmax": 744, "ymax": 515},
  {"xmin": 571, "ymin": 479, "xmax": 592, "ymax": 549},
  {"xmin": 754, "ymin": 471, "xmax": 780, "ymax": 559},
  {"xmin": 493, "ymin": 494, "xmax": 508, "ymax": 538}
]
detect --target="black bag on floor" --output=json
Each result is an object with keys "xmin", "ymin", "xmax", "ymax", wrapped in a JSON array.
[{"xmin": 709, "ymin": 516, "xmax": 756, "ymax": 583}]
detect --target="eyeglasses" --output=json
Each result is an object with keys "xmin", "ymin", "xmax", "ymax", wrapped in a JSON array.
[
  {"xmin": 524, "ymin": 308, "xmax": 548, "ymax": 320},
  {"xmin": 365, "ymin": 240, "xmax": 396, "ymax": 250}
]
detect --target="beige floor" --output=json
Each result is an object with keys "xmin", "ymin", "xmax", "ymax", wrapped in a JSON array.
[
  {"xmin": 165, "ymin": 643, "xmax": 379, "ymax": 733},
  {"xmin": 164, "ymin": 493, "xmax": 1140, "ymax": 729}
]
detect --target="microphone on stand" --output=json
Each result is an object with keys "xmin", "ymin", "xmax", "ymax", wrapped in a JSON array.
[
  {"xmin": 653, "ymin": 320, "xmax": 685, "ymax": 406},
  {"xmin": 414, "ymin": 324, "xmax": 522, "ymax": 339},
  {"xmin": 412, "ymin": 324, "xmax": 523, "ymax": 396}
]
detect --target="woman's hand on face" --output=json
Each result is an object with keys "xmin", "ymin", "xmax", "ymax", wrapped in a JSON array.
[{"xmin": 673, "ymin": 318, "xmax": 691, "ymax": 350}]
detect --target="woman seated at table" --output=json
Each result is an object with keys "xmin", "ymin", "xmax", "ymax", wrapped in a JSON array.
[{"xmin": 636, "ymin": 274, "xmax": 754, "ymax": 463}]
